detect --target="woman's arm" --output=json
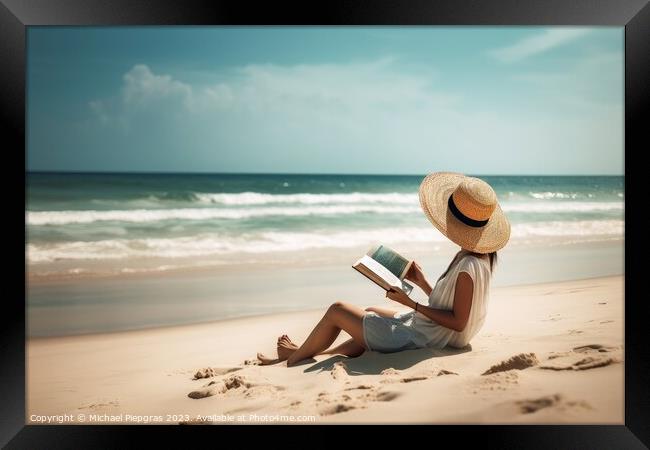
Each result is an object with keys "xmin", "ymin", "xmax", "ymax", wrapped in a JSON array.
[
  {"xmin": 386, "ymin": 271, "xmax": 474, "ymax": 332},
  {"xmin": 414, "ymin": 278, "xmax": 434, "ymax": 297}
]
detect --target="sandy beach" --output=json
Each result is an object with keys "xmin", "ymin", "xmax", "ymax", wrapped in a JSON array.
[{"xmin": 27, "ymin": 274, "xmax": 623, "ymax": 424}]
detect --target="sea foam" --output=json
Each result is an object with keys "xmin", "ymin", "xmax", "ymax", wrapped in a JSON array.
[
  {"xmin": 27, "ymin": 220, "xmax": 623, "ymax": 263},
  {"xmin": 27, "ymin": 200, "xmax": 623, "ymax": 226}
]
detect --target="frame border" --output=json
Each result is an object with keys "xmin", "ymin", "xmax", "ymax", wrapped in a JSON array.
[{"xmin": 2, "ymin": 0, "xmax": 647, "ymax": 447}]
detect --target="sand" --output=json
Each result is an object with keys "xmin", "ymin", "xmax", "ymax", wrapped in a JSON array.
[{"xmin": 27, "ymin": 275, "xmax": 624, "ymax": 424}]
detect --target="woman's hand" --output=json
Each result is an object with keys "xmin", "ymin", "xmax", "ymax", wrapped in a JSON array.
[
  {"xmin": 404, "ymin": 261, "xmax": 424, "ymax": 284},
  {"xmin": 405, "ymin": 261, "xmax": 432, "ymax": 295},
  {"xmin": 385, "ymin": 288, "xmax": 413, "ymax": 307}
]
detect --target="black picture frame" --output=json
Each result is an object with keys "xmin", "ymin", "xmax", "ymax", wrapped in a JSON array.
[{"xmin": 3, "ymin": 0, "xmax": 647, "ymax": 447}]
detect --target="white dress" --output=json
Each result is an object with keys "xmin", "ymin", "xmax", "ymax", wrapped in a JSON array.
[{"xmin": 362, "ymin": 252, "xmax": 491, "ymax": 352}]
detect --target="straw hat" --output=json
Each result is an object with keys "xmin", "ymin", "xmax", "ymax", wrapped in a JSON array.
[{"xmin": 418, "ymin": 172, "xmax": 511, "ymax": 254}]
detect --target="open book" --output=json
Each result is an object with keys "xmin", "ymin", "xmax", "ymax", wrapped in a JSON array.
[{"xmin": 352, "ymin": 244, "xmax": 415, "ymax": 295}]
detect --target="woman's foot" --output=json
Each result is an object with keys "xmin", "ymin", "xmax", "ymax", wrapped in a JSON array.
[
  {"xmin": 256, "ymin": 352, "xmax": 280, "ymax": 366},
  {"xmin": 255, "ymin": 335, "xmax": 299, "ymax": 366},
  {"xmin": 277, "ymin": 335, "xmax": 298, "ymax": 361},
  {"xmin": 277, "ymin": 334, "xmax": 297, "ymax": 347}
]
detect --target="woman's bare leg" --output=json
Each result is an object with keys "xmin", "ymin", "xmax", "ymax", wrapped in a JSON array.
[
  {"xmin": 284, "ymin": 308, "xmax": 394, "ymax": 357},
  {"xmin": 257, "ymin": 304, "xmax": 367, "ymax": 365},
  {"xmin": 319, "ymin": 338, "xmax": 366, "ymax": 357},
  {"xmin": 258, "ymin": 337, "xmax": 364, "ymax": 365},
  {"xmin": 285, "ymin": 302, "xmax": 367, "ymax": 367}
]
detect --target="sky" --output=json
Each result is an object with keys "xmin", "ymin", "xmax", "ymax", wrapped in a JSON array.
[{"xmin": 27, "ymin": 26, "xmax": 623, "ymax": 175}]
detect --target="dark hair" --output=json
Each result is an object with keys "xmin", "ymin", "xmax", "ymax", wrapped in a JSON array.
[
  {"xmin": 488, "ymin": 251, "xmax": 498, "ymax": 273},
  {"xmin": 437, "ymin": 249, "xmax": 497, "ymax": 283}
]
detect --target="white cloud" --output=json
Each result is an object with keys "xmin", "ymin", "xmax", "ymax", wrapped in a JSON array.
[
  {"xmin": 121, "ymin": 64, "xmax": 193, "ymax": 108},
  {"xmin": 87, "ymin": 57, "xmax": 622, "ymax": 174},
  {"xmin": 89, "ymin": 64, "xmax": 195, "ymax": 130},
  {"xmin": 489, "ymin": 29, "xmax": 592, "ymax": 63},
  {"xmin": 91, "ymin": 59, "xmax": 459, "ymax": 126}
]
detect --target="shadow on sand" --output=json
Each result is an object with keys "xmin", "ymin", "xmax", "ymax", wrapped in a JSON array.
[{"xmin": 303, "ymin": 344, "xmax": 472, "ymax": 376}]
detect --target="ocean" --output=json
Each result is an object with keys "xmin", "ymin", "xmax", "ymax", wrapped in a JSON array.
[
  {"xmin": 27, "ymin": 172, "xmax": 624, "ymax": 278},
  {"xmin": 26, "ymin": 173, "xmax": 624, "ymax": 336}
]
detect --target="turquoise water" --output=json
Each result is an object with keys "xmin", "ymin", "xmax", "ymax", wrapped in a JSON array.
[
  {"xmin": 26, "ymin": 172, "xmax": 624, "ymax": 336},
  {"xmin": 27, "ymin": 172, "xmax": 624, "ymax": 275}
]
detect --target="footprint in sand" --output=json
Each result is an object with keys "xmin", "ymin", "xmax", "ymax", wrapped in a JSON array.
[
  {"xmin": 379, "ymin": 367, "xmax": 457, "ymax": 384},
  {"xmin": 540, "ymin": 344, "xmax": 621, "ymax": 371},
  {"xmin": 243, "ymin": 384, "xmax": 285, "ymax": 398},
  {"xmin": 471, "ymin": 371, "xmax": 520, "ymax": 393},
  {"xmin": 481, "ymin": 353, "xmax": 539, "ymax": 375},
  {"xmin": 188, "ymin": 374, "xmax": 284, "ymax": 399},
  {"xmin": 188, "ymin": 374, "xmax": 252, "ymax": 399},
  {"xmin": 317, "ymin": 386, "xmax": 401, "ymax": 416},
  {"xmin": 514, "ymin": 394, "xmax": 592, "ymax": 414},
  {"xmin": 193, "ymin": 367, "xmax": 242, "ymax": 380}
]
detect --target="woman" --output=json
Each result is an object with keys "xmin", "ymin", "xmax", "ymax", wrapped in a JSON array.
[{"xmin": 257, "ymin": 172, "xmax": 511, "ymax": 367}]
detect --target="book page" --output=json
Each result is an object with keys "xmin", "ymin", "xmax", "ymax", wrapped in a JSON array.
[
  {"xmin": 370, "ymin": 245, "xmax": 409, "ymax": 278},
  {"xmin": 353, "ymin": 256, "xmax": 414, "ymax": 295},
  {"xmin": 357, "ymin": 255, "xmax": 402, "ymax": 289}
]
